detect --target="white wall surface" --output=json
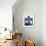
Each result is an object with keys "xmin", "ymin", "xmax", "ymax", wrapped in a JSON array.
[
  {"xmin": 0, "ymin": 0, "xmax": 16, "ymax": 30},
  {"xmin": 40, "ymin": 0, "xmax": 46, "ymax": 46},
  {"xmin": 13, "ymin": 0, "xmax": 41, "ymax": 46},
  {"xmin": 13, "ymin": 0, "xmax": 46, "ymax": 46}
]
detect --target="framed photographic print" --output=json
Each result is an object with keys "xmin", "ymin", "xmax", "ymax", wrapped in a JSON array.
[{"xmin": 23, "ymin": 13, "xmax": 34, "ymax": 27}]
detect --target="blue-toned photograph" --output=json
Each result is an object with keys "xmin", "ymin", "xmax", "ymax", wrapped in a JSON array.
[
  {"xmin": 24, "ymin": 16, "xmax": 33, "ymax": 26},
  {"xmin": 23, "ymin": 15, "xmax": 34, "ymax": 27}
]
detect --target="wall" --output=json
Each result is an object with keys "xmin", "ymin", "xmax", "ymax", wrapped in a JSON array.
[
  {"xmin": 0, "ymin": 0, "xmax": 16, "ymax": 30},
  {"xmin": 40, "ymin": 0, "xmax": 46, "ymax": 46},
  {"xmin": 13, "ymin": 0, "xmax": 41, "ymax": 46}
]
